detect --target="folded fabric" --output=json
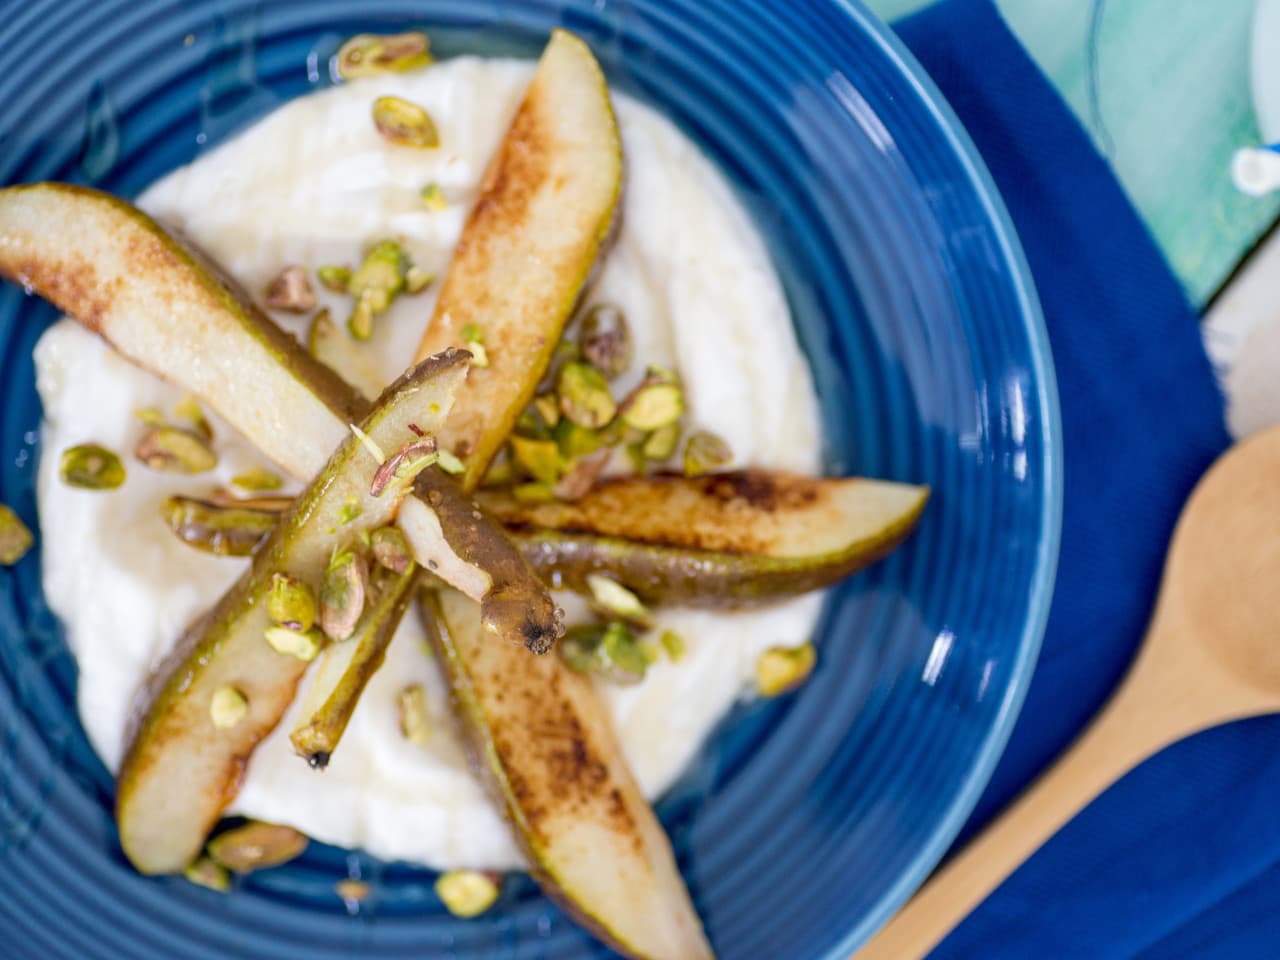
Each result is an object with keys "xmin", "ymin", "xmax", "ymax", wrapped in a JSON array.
[{"xmin": 893, "ymin": 2, "xmax": 1280, "ymax": 957}]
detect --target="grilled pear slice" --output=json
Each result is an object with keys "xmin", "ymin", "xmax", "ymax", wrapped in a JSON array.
[
  {"xmin": 425, "ymin": 589, "xmax": 713, "ymax": 960},
  {"xmin": 484, "ymin": 471, "xmax": 929, "ymax": 604},
  {"xmin": 116, "ymin": 351, "xmax": 467, "ymax": 875},
  {"xmin": 413, "ymin": 28, "xmax": 623, "ymax": 490},
  {"xmin": 0, "ymin": 181, "xmax": 558, "ymax": 651}
]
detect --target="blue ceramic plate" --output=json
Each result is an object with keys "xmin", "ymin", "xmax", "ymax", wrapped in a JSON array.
[{"xmin": 0, "ymin": 1, "xmax": 1060, "ymax": 957}]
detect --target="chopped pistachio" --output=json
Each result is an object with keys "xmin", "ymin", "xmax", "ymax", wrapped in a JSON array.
[
  {"xmin": 231, "ymin": 466, "xmax": 283, "ymax": 492},
  {"xmin": 557, "ymin": 361, "xmax": 616, "ymax": 428},
  {"xmin": 264, "ymin": 624, "xmax": 324, "ymax": 661},
  {"xmin": 643, "ymin": 422, "xmax": 680, "ymax": 461},
  {"xmin": 348, "ymin": 240, "xmax": 408, "ymax": 339},
  {"xmin": 338, "ymin": 499, "xmax": 362, "ymax": 525},
  {"xmin": 405, "ymin": 266, "xmax": 434, "ymax": 294},
  {"xmin": 586, "ymin": 574, "xmax": 653, "ymax": 628},
  {"xmin": 619, "ymin": 379, "xmax": 684, "ymax": 432},
  {"xmin": 335, "ymin": 879, "xmax": 371, "ymax": 903},
  {"xmin": 420, "ymin": 182, "xmax": 448, "ymax": 211},
  {"xmin": 337, "ymin": 31, "xmax": 432, "ymax": 79},
  {"xmin": 372, "ymin": 95, "xmax": 440, "ymax": 148},
  {"xmin": 435, "ymin": 448, "xmax": 465, "ymax": 475},
  {"xmin": 684, "ymin": 430, "xmax": 733, "ymax": 477},
  {"xmin": 397, "ymin": 684, "xmax": 431, "ymax": 745},
  {"xmin": 598, "ymin": 621, "xmax": 649, "ymax": 684},
  {"xmin": 624, "ymin": 442, "xmax": 648, "ymax": 476},
  {"xmin": 435, "ymin": 870, "xmax": 500, "ymax": 918},
  {"xmin": 133, "ymin": 406, "xmax": 167, "ymax": 428},
  {"xmin": 264, "ymin": 264, "xmax": 317, "ymax": 313},
  {"xmin": 552, "ymin": 419, "xmax": 601, "ymax": 461},
  {"xmin": 460, "ymin": 322, "xmax": 483, "ymax": 343},
  {"xmin": 370, "ymin": 437, "xmax": 439, "ymax": 497},
  {"xmin": 210, "ymin": 685, "xmax": 248, "ymax": 729},
  {"xmin": 532, "ymin": 393, "xmax": 561, "ymax": 429},
  {"xmin": 538, "ymin": 338, "xmax": 582, "ymax": 393},
  {"xmin": 509, "ymin": 435, "xmax": 561, "ymax": 486},
  {"xmin": 266, "ymin": 573, "xmax": 317, "ymax": 632},
  {"xmin": 184, "ymin": 856, "xmax": 230, "ymax": 893},
  {"xmin": 348, "ymin": 298, "xmax": 375, "ymax": 340},
  {"xmin": 466, "ymin": 339, "xmax": 490, "ymax": 368},
  {"xmin": 316, "ymin": 265, "xmax": 351, "ymax": 293},
  {"xmin": 640, "ymin": 641, "xmax": 661, "ymax": 665},
  {"xmin": 175, "ymin": 392, "xmax": 214, "ymax": 440},
  {"xmin": 511, "ymin": 481, "xmax": 554, "ymax": 503},
  {"xmin": 136, "ymin": 426, "xmax": 217, "ymax": 474},
  {"xmin": 756, "ymin": 642, "xmax": 817, "ymax": 698},
  {"xmin": 207, "ymin": 822, "xmax": 308, "ymax": 873},
  {"xmin": 660, "ymin": 629, "xmax": 687, "ymax": 662},
  {"xmin": 515, "ymin": 407, "xmax": 549, "ymax": 439},
  {"xmin": 479, "ymin": 453, "xmax": 515, "ymax": 488},
  {"xmin": 553, "ymin": 450, "xmax": 609, "ymax": 501},
  {"xmin": 320, "ymin": 551, "xmax": 369, "ymax": 640},
  {"xmin": 579, "ymin": 303, "xmax": 633, "ymax": 379},
  {"xmin": 60, "ymin": 443, "xmax": 126, "ymax": 490},
  {"xmin": 645, "ymin": 363, "xmax": 681, "ymax": 386},
  {"xmin": 558, "ymin": 624, "xmax": 604, "ymax": 673},
  {"xmin": 0, "ymin": 503, "xmax": 33, "ymax": 566},
  {"xmin": 371, "ymin": 526, "xmax": 413, "ymax": 574}
]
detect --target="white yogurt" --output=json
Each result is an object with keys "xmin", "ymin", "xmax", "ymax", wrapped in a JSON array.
[{"xmin": 34, "ymin": 57, "xmax": 822, "ymax": 870}]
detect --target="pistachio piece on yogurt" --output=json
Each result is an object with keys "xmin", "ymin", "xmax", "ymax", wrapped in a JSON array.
[
  {"xmin": 435, "ymin": 870, "xmax": 501, "ymax": 918},
  {"xmin": 405, "ymin": 265, "xmax": 434, "ymax": 295},
  {"xmin": 348, "ymin": 240, "xmax": 409, "ymax": 340},
  {"xmin": 619, "ymin": 377, "xmax": 684, "ymax": 432},
  {"xmin": 579, "ymin": 303, "xmax": 632, "ymax": 379},
  {"xmin": 264, "ymin": 265, "xmax": 316, "ymax": 313},
  {"xmin": 266, "ymin": 573, "xmax": 318, "ymax": 632},
  {"xmin": 642, "ymin": 422, "xmax": 681, "ymax": 461},
  {"xmin": 316, "ymin": 264, "xmax": 351, "ymax": 293},
  {"xmin": 231, "ymin": 466, "xmax": 283, "ymax": 493},
  {"xmin": 136, "ymin": 426, "xmax": 217, "ymax": 474},
  {"xmin": 683, "ymin": 429, "xmax": 733, "ymax": 477},
  {"xmin": 207, "ymin": 822, "xmax": 308, "ymax": 873},
  {"xmin": 557, "ymin": 361, "xmax": 616, "ymax": 429},
  {"xmin": 372, "ymin": 95, "xmax": 440, "ymax": 148},
  {"xmin": 660, "ymin": 629, "xmax": 687, "ymax": 662},
  {"xmin": 337, "ymin": 31, "xmax": 432, "ymax": 79},
  {"xmin": 397, "ymin": 684, "xmax": 431, "ymax": 745},
  {"xmin": 0, "ymin": 503, "xmax": 33, "ymax": 566},
  {"xmin": 420, "ymin": 182, "xmax": 448, "ymax": 211},
  {"xmin": 60, "ymin": 442, "xmax": 126, "ymax": 489},
  {"xmin": 509, "ymin": 435, "xmax": 561, "ymax": 486},
  {"xmin": 209, "ymin": 685, "xmax": 248, "ymax": 729},
  {"xmin": 755, "ymin": 642, "xmax": 817, "ymax": 698}
]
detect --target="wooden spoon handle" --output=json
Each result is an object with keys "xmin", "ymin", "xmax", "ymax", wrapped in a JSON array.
[{"xmin": 854, "ymin": 640, "xmax": 1200, "ymax": 960}]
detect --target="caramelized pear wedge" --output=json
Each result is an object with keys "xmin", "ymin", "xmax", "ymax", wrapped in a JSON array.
[
  {"xmin": 0, "ymin": 183, "xmax": 363, "ymax": 480},
  {"xmin": 116, "ymin": 351, "xmax": 467, "ymax": 875},
  {"xmin": 289, "ymin": 564, "xmax": 417, "ymax": 767},
  {"xmin": 413, "ymin": 29, "xmax": 623, "ymax": 490},
  {"xmin": 0, "ymin": 181, "xmax": 559, "ymax": 650},
  {"xmin": 423, "ymin": 590, "xmax": 713, "ymax": 960},
  {"xmin": 483, "ymin": 470, "xmax": 929, "ymax": 603}
]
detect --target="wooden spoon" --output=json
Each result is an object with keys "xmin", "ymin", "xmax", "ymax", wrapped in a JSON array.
[{"xmin": 857, "ymin": 424, "xmax": 1280, "ymax": 959}]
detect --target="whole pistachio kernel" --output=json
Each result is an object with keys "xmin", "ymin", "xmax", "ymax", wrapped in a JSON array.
[
  {"xmin": 756, "ymin": 642, "xmax": 817, "ymax": 698},
  {"xmin": 60, "ymin": 443, "xmax": 126, "ymax": 490},
  {"xmin": 586, "ymin": 574, "xmax": 654, "ymax": 628},
  {"xmin": 264, "ymin": 264, "xmax": 317, "ymax": 313},
  {"xmin": 509, "ymin": 435, "xmax": 561, "ymax": 485},
  {"xmin": 207, "ymin": 822, "xmax": 308, "ymax": 873},
  {"xmin": 0, "ymin": 503, "xmax": 33, "ymax": 566},
  {"xmin": 435, "ymin": 870, "xmax": 500, "ymax": 918},
  {"xmin": 232, "ymin": 466, "xmax": 283, "ymax": 492},
  {"xmin": 642, "ymin": 422, "xmax": 680, "ymax": 461},
  {"xmin": 557, "ymin": 361, "xmax": 616, "ymax": 429},
  {"xmin": 420, "ymin": 182, "xmax": 448, "ymax": 211},
  {"xmin": 264, "ymin": 625, "xmax": 324, "ymax": 661},
  {"xmin": 136, "ymin": 426, "xmax": 218, "ymax": 474},
  {"xmin": 579, "ymin": 303, "xmax": 633, "ymax": 379},
  {"xmin": 371, "ymin": 526, "xmax": 413, "ymax": 574},
  {"xmin": 397, "ymin": 684, "xmax": 432, "ymax": 745},
  {"xmin": 372, "ymin": 95, "xmax": 440, "ymax": 148},
  {"xmin": 210, "ymin": 685, "xmax": 249, "ymax": 729},
  {"xmin": 619, "ymin": 379, "xmax": 684, "ymax": 432},
  {"xmin": 266, "ymin": 573, "xmax": 318, "ymax": 632},
  {"xmin": 683, "ymin": 429, "xmax": 733, "ymax": 477},
  {"xmin": 316, "ymin": 264, "xmax": 352, "ymax": 293},
  {"xmin": 320, "ymin": 550, "xmax": 369, "ymax": 640},
  {"xmin": 337, "ymin": 31, "xmax": 432, "ymax": 79},
  {"xmin": 184, "ymin": 856, "xmax": 231, "ymax": 893}
]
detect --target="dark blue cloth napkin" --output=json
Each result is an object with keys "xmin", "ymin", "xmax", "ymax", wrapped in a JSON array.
[{"xmin": 892, "ymin": 2, "xmax": 1280, "ymax": 958}]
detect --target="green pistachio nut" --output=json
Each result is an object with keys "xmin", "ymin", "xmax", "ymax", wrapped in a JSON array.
[
  {"xmin": 136, "ymin": 426, "xmax": 217, "ymax": 474},
  {"xmin": 372, "ymin": 95, "xmax": 440, "ymax": 148},
  {"xmin": 683, "ymin": 429, "xmax": 733, "ymax": 477},
  {"xmin": 756, "ymin": 642, "xmax": 817, "ymax": 697},
  {"xmin": 557, "ymin": 361, "xmax": 616, "ymax": 429},
  {"xmin": 60, "ymin": 442, "xmax": 126, "ymax": 489},
  {"xmin": 579, "ymin": 303, "xmax": 633, "ymax": 379},
  {"xmin": 0, "ymin": 503, "xmax": 33, "ymax": 566},
  {"xmin": 337, "ymin": 31, "xmax": 432, "ymax": 79},
  {"xmin": 266, "ymin": 573, "xmax": 318, "ymax": 632}
]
